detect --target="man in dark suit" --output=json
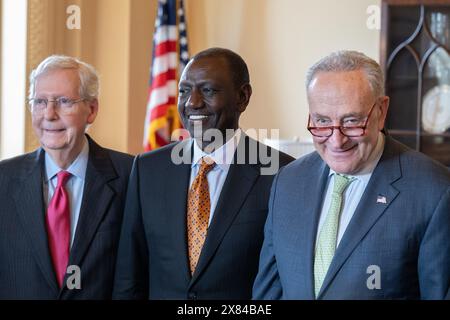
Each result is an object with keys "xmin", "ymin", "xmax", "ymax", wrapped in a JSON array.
[
  {"xmin": 113, "ymin": 47, "xmax": 294, "ymax": 299},
  {"xmin": 0, "ymin": 55, "xmax": 133, "ymax": 299},
  {"xmin": 253, "ymin": 50, "xmax": 450, "ymax": 300}
]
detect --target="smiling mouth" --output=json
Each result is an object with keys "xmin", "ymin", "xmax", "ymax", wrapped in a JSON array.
[
  {"xmin": 329, "ymin": 144, "xmax": 357, "ymax": 154},
  {"xmin": 44, "ymin": 128, "xmax": 66, "ymax": 133},
  {"xmin": 188, "ymin": 115, "xmax": 210, "ymax": 120}
]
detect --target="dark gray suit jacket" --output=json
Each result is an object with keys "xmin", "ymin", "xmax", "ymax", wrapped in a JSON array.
[
  {"xmin": 0, "ymin": 135, "xmax": 133, "ymax": 299},
  {"xmin": 253, "ymin": 136, "xmax": 450, "ymax": 299},
  {"xmin": 113, "ymin": 135, "xmax": 294, "ymax": 299}
]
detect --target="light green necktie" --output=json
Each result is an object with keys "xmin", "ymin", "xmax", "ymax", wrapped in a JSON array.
[{"xmin": 314, "ymin": 173, "xmax": 353, "ymax": 297}]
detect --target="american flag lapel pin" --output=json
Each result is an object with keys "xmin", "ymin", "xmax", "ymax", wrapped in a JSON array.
[{"xmin": 376, "ymin": 195, "xmax": 387, "ymax": 204}]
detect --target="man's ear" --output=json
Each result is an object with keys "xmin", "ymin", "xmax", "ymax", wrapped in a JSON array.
[
  {"xmin": 237, "ymin": 83, "xmax": 252, "ymax": 113},
  {"xmin": 86, "ymin": 99, "xmax": 99, "ymax": 124},
  {"xmin": 378, "ymin": 95, "xmax": 389, "ymax": 131}
]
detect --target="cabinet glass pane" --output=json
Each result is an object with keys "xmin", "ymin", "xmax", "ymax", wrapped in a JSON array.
[
  {"xmin": 422, "ymin": 48, "xmax": 450, "ymax": 135},
  {"xmin": 386, "ymin": 48, "xmax": 419, "ymax": 132},
  {"xmin": 425, "ymin": 6, "xmax": 450, "ymax": 50},
  {"xmin": 387, "ymin": 6, "xmax": 421, "ymax": 57}
]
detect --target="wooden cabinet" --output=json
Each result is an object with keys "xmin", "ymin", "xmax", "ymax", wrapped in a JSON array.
[{"xmin": 381, "ymin": 0, "xmax": 450, "ymax": 166}]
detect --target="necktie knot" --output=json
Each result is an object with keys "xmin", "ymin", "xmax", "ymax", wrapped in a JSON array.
[
  {"xmin": 198, "ymin": 157, "xmax": 216, "ymax": 176},
  {"xmin": 56, "ymin": 171, "xmax": 71, "ymax": 188},
  {"xmin": 332, "ymin": 174, "xmax": 352, "ymax": 195}
]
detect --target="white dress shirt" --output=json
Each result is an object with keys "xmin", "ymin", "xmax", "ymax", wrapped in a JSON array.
[{"xmin": 189, "ymin": 129, "xmax": 241, "ymax": 225}]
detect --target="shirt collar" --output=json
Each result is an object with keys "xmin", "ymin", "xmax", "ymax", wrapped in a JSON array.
[
  {"xmin": 45, "ymin": 136, "xmax": 89, "ymax": 182},
  {"xmin": 328, "ymin": 132, "xmax": 385, "ymax": 183},
  {"xmin": 191, "ymin": 129, "xmax": 241, "ymax": 170}
]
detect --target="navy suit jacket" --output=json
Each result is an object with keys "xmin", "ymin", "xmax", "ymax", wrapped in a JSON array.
[
  {"xmin": 253, "ymin": 136, "xmax": 450, "ymax": 299},
  {"xmin": 113, "ymin": 135, "xmax": 294, "ymax": 299},
  {"xmin": 0, "ymin": 135, "xmax": 133, "ymax": 299}
]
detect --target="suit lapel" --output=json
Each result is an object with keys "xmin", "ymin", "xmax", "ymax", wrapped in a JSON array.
[
  {"xmin": 189, "ymin": 136, "xmax": 260, "ymax": 285},
  {"xmin": 318, "ymin": 138, "xmax": 402, "ymax": 298},
  {"xmin": 294, "ymin": 159, "xmax": 330, "ymax": 299},
  {"xmin": 12, "ymin": 149, "xmax": 59, "ymax": 293},
  {"xmin": 65, "ymin": 137, "xmax": 117, "ymax": 280},
  {"xmin": 163, "ymin": 140, "xmax": 192, "ymax": 283}
]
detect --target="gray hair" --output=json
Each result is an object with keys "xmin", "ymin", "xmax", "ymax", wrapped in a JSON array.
[
  {"xmin": 306, "ymin": 50, "xmax": 385, "ymax": 97},
  {"xmin": 29, "ymin": 55, "xmax": 99, "ymax": 100}
]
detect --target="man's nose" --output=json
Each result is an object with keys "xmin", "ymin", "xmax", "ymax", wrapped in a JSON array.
[
  {"xmin": 43, "ymin": 101, "xmax": 58, "ymax": 120},
  {"xmin": 328, "ymin": 126, "xmax": 349, "ymax": 147},
  {"xmin": 185, "ymin": 89, "xmax": 203, "ymax": 109}
]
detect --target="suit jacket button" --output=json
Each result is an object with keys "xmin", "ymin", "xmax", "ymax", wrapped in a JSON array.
[{"xmin": 188, "ymin": 292, "xmax": 197, "ymax": 300}]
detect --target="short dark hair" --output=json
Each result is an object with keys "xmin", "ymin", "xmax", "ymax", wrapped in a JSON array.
[{"xmin": 190, "ymin": 47, "xmax": 250, "ymax": 87}]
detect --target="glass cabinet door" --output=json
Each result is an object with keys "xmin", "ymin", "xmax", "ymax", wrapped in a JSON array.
[{"xmin": 383, "ymin": 2, "xmax": 450, "ymax": 166}]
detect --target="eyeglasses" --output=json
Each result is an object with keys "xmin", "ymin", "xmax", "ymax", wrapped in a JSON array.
[
  {"xmin": 28, "ymin": 97, "xmax": 85, "ymax": 115},
  {"xmin": 307, "ymin": 102, "xmax": 377, "ymax": 138}
]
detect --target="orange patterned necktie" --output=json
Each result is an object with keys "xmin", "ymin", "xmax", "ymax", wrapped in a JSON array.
[{"xmin": 187, "ymin": 157, "xmax": 216, "ymax": 275}]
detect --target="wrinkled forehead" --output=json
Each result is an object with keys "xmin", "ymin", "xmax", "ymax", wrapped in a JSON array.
[
  {"xmin": 34, "ymin": 68, "xmax": 80, "ymax": 95},
  {"xmin": 307, "ymin": 71, "xmax": 374, "ymax": 115}
]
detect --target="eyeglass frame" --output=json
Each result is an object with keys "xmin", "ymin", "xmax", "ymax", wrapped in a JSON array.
[
  {"xmin": 307, "ymin": 101, "xmax": 378, "ymax": 138},
  {"xmin": 27, "ymin": 97, "xmax": 86, "ymax": 115}
]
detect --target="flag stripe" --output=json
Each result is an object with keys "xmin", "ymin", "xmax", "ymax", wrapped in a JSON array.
[
  {"xmin": 143, "ymin": 0, "xmax": 189, "ymax": 151},
  {"xmin": 151, "ymin": 70, "xmax": 177, "ymax": 90},
  {"xmin": 151, "ymin": 53, "xmax": 178, "ymax": 78},
  {"xmin": 150, "ymin": 102, "xmax": 177, "ymax": 119},
  {"xmin": 154, "ymin": 41, "xmax": 177, "ymax": 56},
  {"xmin": 147, "ymin": 80, "xmax": 177, "ymax": 108},
  {"xmin": 153, "ymin": 26, "xmax": 178, "ymax": 45}
]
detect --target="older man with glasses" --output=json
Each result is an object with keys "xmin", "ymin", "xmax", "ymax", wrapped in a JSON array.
[
  {"xmin": 0, "ymin": 55, "xmax": 133, "ymax": 299},
  {"xmin": 253, "ymin": 50, "xmax": 450, "ymax": 300}
]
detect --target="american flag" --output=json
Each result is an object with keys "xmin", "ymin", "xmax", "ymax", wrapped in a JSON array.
[{"xmin": 143, "ymin": 0, "xmax": 189, "ymax": 151}]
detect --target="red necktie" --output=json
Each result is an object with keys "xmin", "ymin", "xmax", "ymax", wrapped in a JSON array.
[{"xmin": 46, "ymin": 170, "xmax": 71, "ymax": 288}]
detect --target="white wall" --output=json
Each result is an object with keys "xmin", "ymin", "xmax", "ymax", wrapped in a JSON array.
[
  {"xmin": 0, "ymin": 0, "xmax": 27, "ymax": 160},
  {"xmin": 186, "ymin": 0, "xmax": 381, "ymax": 142}
]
